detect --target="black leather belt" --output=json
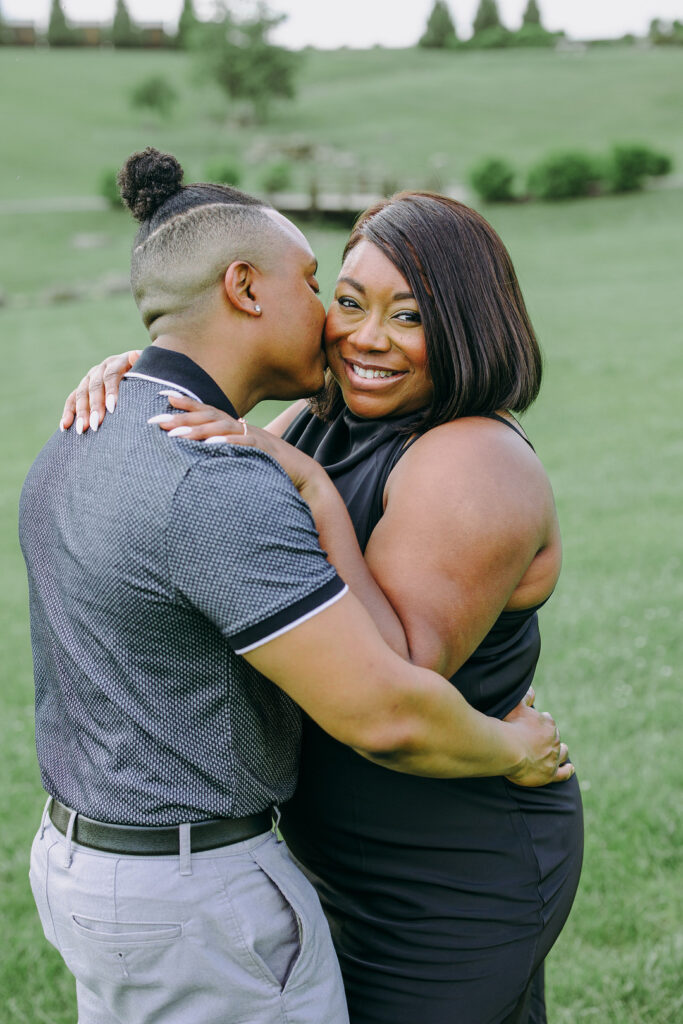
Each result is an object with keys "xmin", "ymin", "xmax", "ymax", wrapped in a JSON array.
[{"xmin": 49, "ymin": 799, "xmax": 272, "ymax": 855}]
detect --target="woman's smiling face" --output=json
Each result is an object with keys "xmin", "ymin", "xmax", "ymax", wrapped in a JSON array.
[{"xmin": 324, "ymin": 240, "xmax": 433, "ymax": 420}]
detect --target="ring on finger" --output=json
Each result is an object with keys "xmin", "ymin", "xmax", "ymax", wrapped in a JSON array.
[{"xmin": 238, "ymin": 417, "xmax": 248, "ymax": 436}]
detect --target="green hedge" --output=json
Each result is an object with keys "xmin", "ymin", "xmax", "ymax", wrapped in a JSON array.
[
  {"xmin": 604, "ymin": 143, "xmax": 673, "ymax": 193},
  {"xmin": 469, "ymin": 157, "xmax": 516, "ymax": 202},
  {"xmin": 527, "ymin": 150, "xmax": 601, "ymax": 200},
  {"xmin": 468, "ymin": 143, "xmax": 673, "ymax": 204}
]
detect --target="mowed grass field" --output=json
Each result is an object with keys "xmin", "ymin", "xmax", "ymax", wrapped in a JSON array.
[
  {"xmin": 1, "ymin": 44, "xmax": 682, "ymax": 1023},
  {"xmin": 2, "ymin": 44, "xmax": 683, "ymax": 196}
]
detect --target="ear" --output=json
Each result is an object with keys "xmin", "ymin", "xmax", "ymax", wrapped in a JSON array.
[{"xmin": 223, "ymin": 261, "xmax": 262, "ymax": 317}]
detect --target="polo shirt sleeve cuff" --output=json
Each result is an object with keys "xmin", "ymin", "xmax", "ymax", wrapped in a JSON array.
[{"xmin": 229, "ymin": 577, "xmax": 348, "ymax": 655}]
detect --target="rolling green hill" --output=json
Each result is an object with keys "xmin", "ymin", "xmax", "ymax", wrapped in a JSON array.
[{"xmin": 1, "ymin": 45, "xmax": 682, "ymax": 197}]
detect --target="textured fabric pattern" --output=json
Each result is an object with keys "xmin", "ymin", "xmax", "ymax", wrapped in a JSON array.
[{"xmin": 19, "ymin": 354, "xmax": 344, "ymax": 825}]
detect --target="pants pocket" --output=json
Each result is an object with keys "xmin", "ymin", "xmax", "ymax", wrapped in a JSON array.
[
  {"xmin": 64, "ymin": 915, "xmax": 183, "ymax": 985},
  {"xmin": 223, "ymin": 846, "xmax": 302, "ymax": 993}
]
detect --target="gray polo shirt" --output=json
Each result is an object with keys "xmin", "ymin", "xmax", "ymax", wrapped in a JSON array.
[{"xmin": 19, "ymin": 347, "xmax": 347, "ymax": 825}]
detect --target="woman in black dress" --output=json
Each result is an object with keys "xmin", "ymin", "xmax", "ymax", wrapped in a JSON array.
[{"xmin": 64, "ymin": 193, "xmax": 583, "ymax": 1023}]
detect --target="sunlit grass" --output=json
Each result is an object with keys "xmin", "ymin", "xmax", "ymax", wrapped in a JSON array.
[
  {"xmin": 1, "ymin": 42, "xmax": 681, "ymax": 1022},
  {"xmin": 1, "ymin": 46, "xmax": 682, "ymax": 198}
]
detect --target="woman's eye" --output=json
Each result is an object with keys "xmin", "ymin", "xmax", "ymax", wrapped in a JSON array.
[
  {"xmin": 395, "ymin": 310, "xmax": 421, "ymax": 324},
  {"xmin": 337, "ymin": 296, "xmax": 361, "ymax": 310}
]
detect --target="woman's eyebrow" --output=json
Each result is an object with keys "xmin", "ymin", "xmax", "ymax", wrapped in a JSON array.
[
  {"xmin": 337, "ymin": 275, "xmax": 364, "ymax": 293},
  {"xmin": 336, "ymin": 278, "xmax": 415, "ymax": 303}
]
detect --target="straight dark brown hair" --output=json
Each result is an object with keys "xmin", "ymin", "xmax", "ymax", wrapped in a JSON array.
[{"xmin": 311, "ymin": 191, "xmax": 542, "ymax": 430}]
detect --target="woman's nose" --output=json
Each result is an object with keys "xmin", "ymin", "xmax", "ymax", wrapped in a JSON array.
[{"xmin": 349, "ymin": 316, "xmax": 391, "ymax": 351}]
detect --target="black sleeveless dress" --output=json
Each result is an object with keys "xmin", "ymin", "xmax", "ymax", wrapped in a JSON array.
[{"xmin": 282, "ymin": 407, "xmax": 584, "ymax": 1024}]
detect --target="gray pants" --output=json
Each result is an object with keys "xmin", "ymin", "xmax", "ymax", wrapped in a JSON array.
[{"xmin": 30, "ymin": 813, "xmax": 349, "ymax": 1024}]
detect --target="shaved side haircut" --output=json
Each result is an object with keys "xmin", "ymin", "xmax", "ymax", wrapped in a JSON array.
[
  {"xmin": 131, "ymin": 203, "xmax": 290, "ymax": 329},
  {"xmin": 117, "ymin": 148, "xmax": 291, "ymax": 331}
]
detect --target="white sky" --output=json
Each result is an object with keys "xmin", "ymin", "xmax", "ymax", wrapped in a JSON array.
[{"xmin": 4, "ymin": 1, "xmax": 683, "ymax": 47}]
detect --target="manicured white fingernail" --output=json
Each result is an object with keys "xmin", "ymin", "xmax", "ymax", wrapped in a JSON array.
[
  {"xmin": 76, "ymin": 418, "xmax": 84, "ymax": 435},
  {"xmin": 106, "ymin": 395, "xmax": 116, "ymax": 414},
  {"xmin": 90, "ymin": 411, "xmax": 100, "ymax": 432},
  {"xmin": 157, "ymin": 390, "xmax": 184, "ymax": 399},
  {"xmin": 205, "ymin": 435, "xmax": 227, "ymax": 444},
  {"xmin": 148, "ymin": 414, "xmax": 174, "ymax": 424},
  {"xmin": 168, "ymin": 426, "xmax": 192, "ymax": 437},
  {"xmin": 59, "ymin": 419, "xmax": 65, "ymax": 432}
]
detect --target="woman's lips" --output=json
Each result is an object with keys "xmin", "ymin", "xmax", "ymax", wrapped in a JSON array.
[{"xmin": 343, "ymin": 359, "xmax": 407, "ymax": 386}]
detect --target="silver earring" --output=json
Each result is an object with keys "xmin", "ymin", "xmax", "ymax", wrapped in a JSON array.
[{"xmin": 254, "ymin": 305, "xmax": 262, "ymax": 314}]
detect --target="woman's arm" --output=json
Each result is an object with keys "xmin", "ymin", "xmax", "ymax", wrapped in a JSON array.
[
  {"xmin": 147, "ymin": 402, "xmax": 571, "ymax": 783},
  {"xmin": 364, "ymin": 416, "xmax": 562, "ymax": 677},
  {"xmin": 149, "ymin": 396, "xmax": 409, "ymax": 656},
  {"xmin": 147, "ymin": 403, "xmax": 560, "ymax": 672}
]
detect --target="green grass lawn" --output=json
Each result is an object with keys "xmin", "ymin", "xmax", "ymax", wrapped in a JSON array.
[
  {"xmin": 1, "ymin": 42, "xmax": 681, "ymax": 1024},
  {"xmin": 2, "ymin": 45, "xmax": 682, "ymax": 198}
]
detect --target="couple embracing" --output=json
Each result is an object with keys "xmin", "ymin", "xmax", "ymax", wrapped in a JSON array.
[{"xmin": 19, "ymin": 148, "xmax": 582, "ymax": 1024}]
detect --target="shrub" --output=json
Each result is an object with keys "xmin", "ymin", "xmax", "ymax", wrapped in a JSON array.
[
  {"xmin": 205, "ymin": 160, "xmax": 243, "ymax": 187},
  {"xmin": 468, "ymin": 25, "xmax": 512, "ymax": 49},
  {"xmin": 649, "ymin": 19, "xmax": 683, "ymax": 46},
  {"xmin": 527, "ymin": 150, "xmax": 601, "ymax": 200},
  {"xmin": 469, "ymin": 157, "xmax": 516, "ymax": 202},
  {"xmin": 604, "ymin": 143, "xmax": 673, "ymax": 193},
  {"xmin": 510, "ymin": 24, "xmax": 557, "ymax": 48},
  {"xmin": 99, "ymin": 169, "xmax": 124, "ymax": 209},
  {"xmin": 130, "ymin": 75, "xmax": 178, "ymax": 119},
  {"xmin": 260, "ymin": 160, "xmax": 293, "ymax": 194},
  {"xmin": 646, "ymin": 151, "xmax": 673, "ymax": 177}
]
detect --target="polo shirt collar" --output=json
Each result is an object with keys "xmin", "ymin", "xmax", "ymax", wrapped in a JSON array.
[{"xmin": 125, "ymin": 346, "xmax": 238, "ymax": 417}]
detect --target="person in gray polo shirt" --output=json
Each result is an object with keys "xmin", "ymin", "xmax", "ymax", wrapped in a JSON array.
[{"xmin": 19, "ymin": 149, "xmax": 569, "ymax": 1024}]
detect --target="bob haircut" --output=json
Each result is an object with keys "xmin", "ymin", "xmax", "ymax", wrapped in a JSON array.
[{"xmin": 311, "ymin": 191, "xmax": 542, "ymax": 431}]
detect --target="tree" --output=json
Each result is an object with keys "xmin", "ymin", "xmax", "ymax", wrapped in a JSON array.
[
  {"xmin": 473, "ymin": 0, "xmax": 502, "ymax": 35},
  {"xmin": 419, "ymin": 1, "xmax": 458, "ymax": 49},
  {"xmin": 513, "ymin": 0, "xmax": 556, "ymax": 47},
  {"xmin": 176, "ymin": 0, "xmax": 199, "ymax": 49},
  {"xmin": 47, "ymin": 0, "xmax": 76, "ymax": 47},
  {"xmin": 196, "ymin": 4, "xmax": 300, "ymax": 124},
  {"xmin": 112, "ymin": 0, "xmax": 139, "ymax": 48}
]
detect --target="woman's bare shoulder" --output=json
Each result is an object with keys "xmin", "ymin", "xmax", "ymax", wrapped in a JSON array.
[{"xmin": 391, "ymin": 415, "xmax": 549, "ymax": 494}]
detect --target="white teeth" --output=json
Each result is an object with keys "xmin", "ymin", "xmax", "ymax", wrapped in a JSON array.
[{"xmin": 352, "ymin": 363, "xmax": 398, "ymax": 380}]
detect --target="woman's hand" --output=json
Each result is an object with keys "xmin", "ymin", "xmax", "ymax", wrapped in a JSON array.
[
  {"xmin": 60, "ymin": 350, "xmax": 142, "ymax": 434},
  {"xmin": 149, "ymin": 394, "xmax": 326, "ymax": 496},
  {"xmin": 503, "ymin": 687, "xmax": 573, "ymax": 787}
]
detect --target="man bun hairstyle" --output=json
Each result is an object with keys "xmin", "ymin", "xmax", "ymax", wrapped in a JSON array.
[
  {"xmin": 118, "ymin": 147, "xmax": 184, "ymax": 223},
  {"xmin": 118, "ymin": 147, "xmax": 268, "ymax": 249},
  {"xmin": 117, "ymin": 147, "xmax": 283, "ymax": 332}
]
